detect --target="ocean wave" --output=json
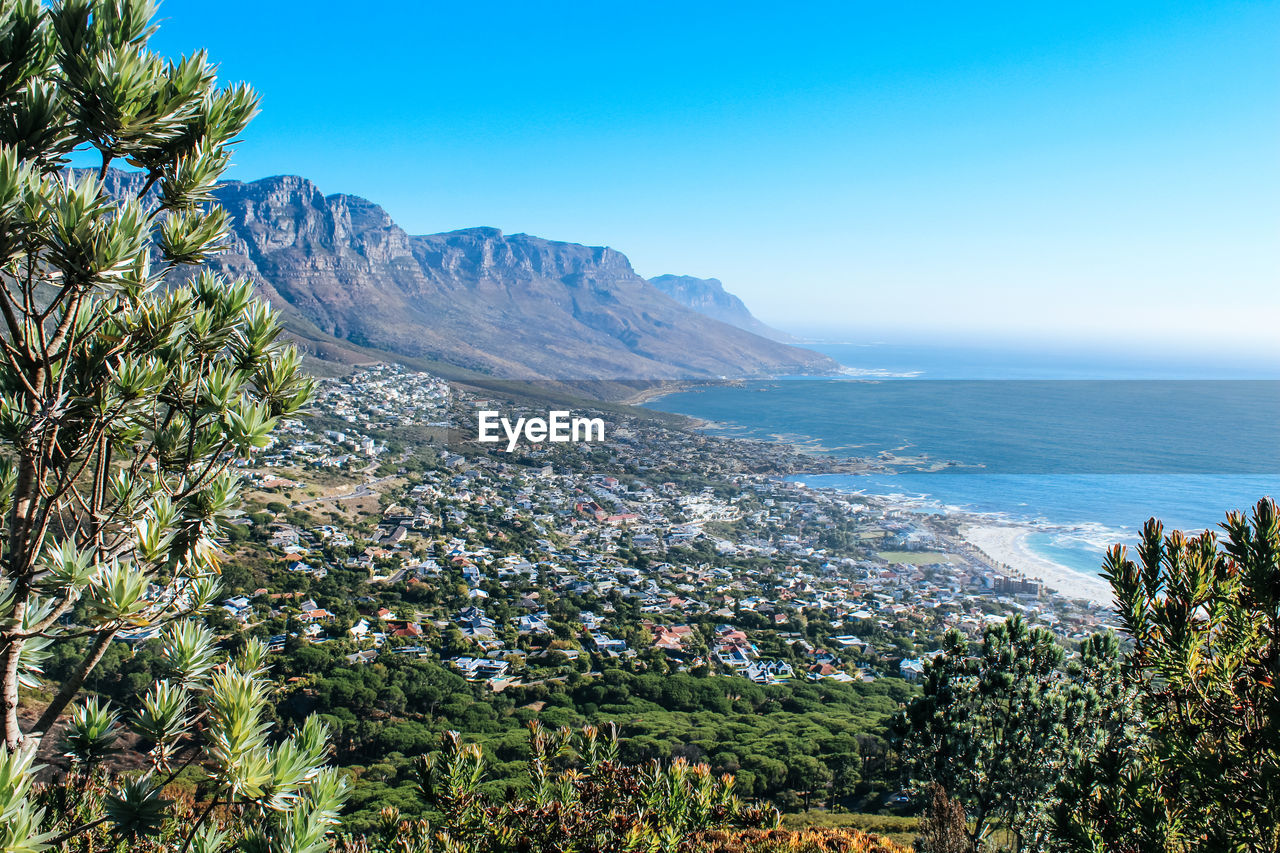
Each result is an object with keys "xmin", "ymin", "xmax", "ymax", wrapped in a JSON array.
[
  {"xmin": 1039, "ymin": 529, "xmax": 1132, "ymax": 552},
  {"xmin": 834, "ymin": 366, "xmax": 924, "ymax": 379}
]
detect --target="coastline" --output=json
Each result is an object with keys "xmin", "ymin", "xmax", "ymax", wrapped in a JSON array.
[
  {"xmin": 640, "ymin": 382, "xmax": 1117, "ymax": 609},
  {"xmin": 960, "ymin": 523, "xmax": 1112, "ymax": 606},
  {"xmin": 619, "ymin": 380, "xmax": 703, "ymax": 407}
]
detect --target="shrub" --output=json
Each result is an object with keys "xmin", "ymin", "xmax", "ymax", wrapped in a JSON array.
[{"xmin": 337, "ymin": 721, "xmax": 782, "ymax": 853}]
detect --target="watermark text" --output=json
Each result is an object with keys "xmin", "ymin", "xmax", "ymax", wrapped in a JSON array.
[{"xmin": 477, "ymin": 410, "xmax": 605, "ymax": 452}]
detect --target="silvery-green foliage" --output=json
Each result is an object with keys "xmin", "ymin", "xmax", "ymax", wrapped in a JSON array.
[
  {"xmin": 0, "ymin": 742, "xmax": 53, "ymax": 853},
  {"xmin": 130, "ymin": 679, "xmax": 190, "ymax": 763},
  {"xmin": 61, "ymin": 695, "xmax": 120, "ymax": 765},
  {"xmin": 161, "ymin": 618, "xmax": 219, "ymax": 684},
  {"xmin": 102, "ymin": 775, "xmax": 167, "ymax": 840},
  {"xmin": 0, "ymin": 0, "xmax": 341, "ymax": 850},
  {"xmin": 50, "ymin": 628, "xmax": 348, "ymax": 850}
]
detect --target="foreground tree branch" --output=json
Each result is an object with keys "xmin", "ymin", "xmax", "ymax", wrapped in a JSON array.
[{"xmin": 0, "ymin": 2, "xmax": 342, "ymax": 850}]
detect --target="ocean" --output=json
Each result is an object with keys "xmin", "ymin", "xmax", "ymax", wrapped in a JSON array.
[{"xmin": 644, "ymin": 341, "xmax": 1280, "ymax": 579}]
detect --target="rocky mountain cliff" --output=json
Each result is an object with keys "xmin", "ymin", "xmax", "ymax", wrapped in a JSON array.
[
  {"xmin": 647, "ymin": 274, "xmax": 797, "ymax": 343},
  {"xmin": 195, "ymin": 175, "xmax": 836, "ymax": 382}
]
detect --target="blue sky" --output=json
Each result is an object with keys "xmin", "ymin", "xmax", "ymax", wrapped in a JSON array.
[{"xmin": 146, "ymin": 1, "xmax": 1278, "ymax": 358}]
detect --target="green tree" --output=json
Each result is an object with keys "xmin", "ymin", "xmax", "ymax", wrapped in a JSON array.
[
  {"xmin": 786, "ymin": 753, "xmax": 833, "ymax": 811},
  {"xmin": 895, "ymin": 616, "xmax": 1072, "ymax": 852},
  {"xmin": 0, "ymin": 1, "xmax": 339, "ymax": 850},
  {"xmin": 1055, "ymin": 499, "xmax": 1280, "ymax": 852},
  {"xmin": 1048, "ymin": 632, "xmax": 1168, "ymax": 853},
  {"xmin": 829, "ymin": 749, "xmax": 862, "ymax": 804}
]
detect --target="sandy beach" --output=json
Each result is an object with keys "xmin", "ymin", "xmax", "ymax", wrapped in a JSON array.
[{"xmin": 961, "ymin": 523, "xmax": 1112, "ymax": 606}]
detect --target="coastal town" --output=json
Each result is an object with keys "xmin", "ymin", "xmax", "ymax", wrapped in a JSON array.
[
  {"xmin": 210, "ymin": 363, "xmax": 1116, "ymax": 692},
  {"xmin": 8, "ymin": 3, "xmax": 1270, "ymax": 849}
]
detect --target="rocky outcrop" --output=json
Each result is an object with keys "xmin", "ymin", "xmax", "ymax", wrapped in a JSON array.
[
  {"xmin": 648, "ymin": 274, "xmax": 797, "ymax": 342},
  {"xmin": 100, "ymin": 170, "xmax": 839, "ymax": 382},
  {"xmin": 205, "ymin": 175, "xmax": 837, "ymax": 381}
]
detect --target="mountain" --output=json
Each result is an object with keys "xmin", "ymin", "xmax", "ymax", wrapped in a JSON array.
[
  {"xmin": 152, "ymin": 174, "xmax": 836, "ymax": 386},
  {"xmin": 647, "ymin": 274, "xmax": 797, "ymax": 343}
]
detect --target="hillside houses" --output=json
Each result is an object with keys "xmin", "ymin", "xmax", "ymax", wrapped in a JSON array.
[{"xmin": 212, "ymin": 362, "xmax": 1110, "ymax": 690}]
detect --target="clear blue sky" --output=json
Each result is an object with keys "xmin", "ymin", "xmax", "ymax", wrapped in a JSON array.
[{"xmin": 147, "ymin": 0, "xmax": 1278, "ymax": 358}]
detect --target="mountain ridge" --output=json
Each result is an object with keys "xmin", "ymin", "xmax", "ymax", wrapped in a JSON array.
[
  {"xmin": 647, "ymin": 273, "xmax": 798, "ymax": 343},
  {"xmin": 96, "ymin": 170, "xmax": 839, "ymax": 391}
]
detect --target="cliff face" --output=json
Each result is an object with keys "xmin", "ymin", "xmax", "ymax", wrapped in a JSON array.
[
  {"xmin": 202, "ymin": 175, "xmax": 837, "ymax": 380},
  {"xmin": 94, "ymin": 170, "xmax": 836, "ymax": 380},
  {"xmin": 648, "ymin": 274, "xmax": 797, "ymax": 343}
]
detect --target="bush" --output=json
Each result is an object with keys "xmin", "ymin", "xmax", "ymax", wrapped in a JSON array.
[{"xmin": 337, "ymin": 722, "xmax": 782, "ymax": 853}]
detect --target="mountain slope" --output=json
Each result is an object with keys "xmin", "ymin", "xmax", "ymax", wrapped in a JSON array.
[
  {"xmin": 647, "ymin": 274, "xmax": 797, "ymax": 343},
  {"xmin": 197, "ymin": 176, "xmax": 837, "ymax": 381}
]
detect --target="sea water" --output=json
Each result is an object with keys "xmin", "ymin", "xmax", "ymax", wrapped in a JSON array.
[{"xmin": 644, "ymin": 341, "xmax": 1280, "ymax": 580}]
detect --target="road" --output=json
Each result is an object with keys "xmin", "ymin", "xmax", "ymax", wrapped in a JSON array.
[{"xmin": 290, "ymin": 473, "xmax": 397, "ymax": 508}]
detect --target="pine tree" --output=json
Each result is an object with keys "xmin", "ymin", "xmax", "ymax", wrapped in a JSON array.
[{"xmin": 894, "ymin": 615, "xmax": 1074, "ymax": 852}]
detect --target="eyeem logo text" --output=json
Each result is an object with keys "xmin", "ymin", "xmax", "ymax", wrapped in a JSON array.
[{"xmin": 477, "ymin": 410, "xmax": 605, "ymax": 452}]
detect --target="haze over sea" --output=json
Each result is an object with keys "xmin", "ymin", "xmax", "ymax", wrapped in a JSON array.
[{"xmin": 644, "ymin": 339, "xmax": 1280, "ymax": 580}]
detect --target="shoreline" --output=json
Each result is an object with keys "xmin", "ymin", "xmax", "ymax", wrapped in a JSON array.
[
  {"xmin": 617, "ymin": 366, "xmax": 854, "ymax": 408},
  {"xmin": 618, "ymin": 380, "xmax": 705, "ymax": 407},
  {"xmin": 638, "ymin": 384, "xmax": 1116, "ymax": 608},
  {"xmin": 780, "ymin": 473, "xmax": 1117, "ymax": 607},
  {"xmin": 958, "ymin": 523, "xmax": 1112, "ymax": 606}
]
